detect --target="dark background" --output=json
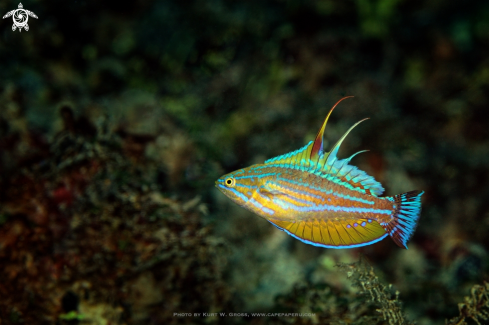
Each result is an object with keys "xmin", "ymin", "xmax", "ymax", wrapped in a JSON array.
[{"xmin": 1, "ymin": 0, "xmax": 489, "ymax": 324}]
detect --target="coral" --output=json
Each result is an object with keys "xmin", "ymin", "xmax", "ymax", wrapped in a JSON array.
[
  {"xmin": 0, "ymin": 107, "xmax": 229, "ymax": 324},
  {"xmin": 270, "ymin": 281, "xmax": 379, "ymax": 325},
  {"xmin": 446, "ymin": 282, "xmax": 489, "ymax": 325},
  {"xmin": 264, "ymin": 257, "xmax": 414, "ymax": 325},
  {"xmin": 338, "ymin": 257, "xmax": 414, "ymax": 325}
]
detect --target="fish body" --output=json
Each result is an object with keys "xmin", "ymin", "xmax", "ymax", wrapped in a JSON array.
[{"xmin": 216, "ymin": 97, "xmax": 423, "ymax": 249}]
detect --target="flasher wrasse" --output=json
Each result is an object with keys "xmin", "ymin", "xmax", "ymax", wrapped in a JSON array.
[{"xmin": 216, "ymin": 97, "xmax": 423, "ymax": 249}]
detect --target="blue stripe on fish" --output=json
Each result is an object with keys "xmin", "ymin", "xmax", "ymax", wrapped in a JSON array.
[
  {"xmin": 219, "ymin": 185, "xmax": 249, "ymax": 202},
  {"xmin": 275, "ymin": 177, "xmax": 375, "ymax": 205},
  {"xmin": 274, "ymin": 199, "xmax": 392, "ymax": 214}
]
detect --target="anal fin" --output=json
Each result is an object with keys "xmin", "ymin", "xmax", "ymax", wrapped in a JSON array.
[{"xmin": 268, "ymin": 218, "xmax": 387, "ymax": 249}]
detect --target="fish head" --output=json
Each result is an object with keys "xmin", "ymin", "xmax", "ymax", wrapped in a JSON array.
[{"xmin": 215, "ymin": 165, "xmax": 265, "ymax": 208}]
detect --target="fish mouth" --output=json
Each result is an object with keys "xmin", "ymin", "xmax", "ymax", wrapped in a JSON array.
[{"xmin": 215, "ymin": 181, "xmax": 229, "ymax": 195}]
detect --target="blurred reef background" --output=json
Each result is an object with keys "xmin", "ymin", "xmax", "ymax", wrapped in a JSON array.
[{"xmin": 1, "ymin": 0, "xmax": 489, "ymax": 324}]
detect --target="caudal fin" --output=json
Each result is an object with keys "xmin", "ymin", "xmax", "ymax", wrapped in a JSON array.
[{"xmin": 386, "ymin": 190, "xmax": 424, "ymax": 249}]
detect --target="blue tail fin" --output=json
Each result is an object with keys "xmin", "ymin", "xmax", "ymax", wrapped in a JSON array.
[{"xmin": 387, "ymin": 190, "xmax": 424, "ymax": 249}]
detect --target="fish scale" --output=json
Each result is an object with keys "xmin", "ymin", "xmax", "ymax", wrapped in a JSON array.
[{"xmin": 216, "ymin": 97, "xmax": 423, "ymax": 249}]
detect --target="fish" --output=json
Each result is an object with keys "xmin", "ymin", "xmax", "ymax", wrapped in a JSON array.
[{"xmin": 216, "ymin": 97, "xmax": 423, "ymax": 249}]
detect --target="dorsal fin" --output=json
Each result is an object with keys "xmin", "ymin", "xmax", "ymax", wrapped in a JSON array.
[
  {"xmin": 264, "ymin": 97, "xmax": 385, "ymax": 196},
  {"xmin": 311, "ymin": 96, "xmax": 354, "ymax": 162}
]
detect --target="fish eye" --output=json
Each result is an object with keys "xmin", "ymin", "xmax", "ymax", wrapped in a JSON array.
[{"xmin": 225, "ymin": 177, "xmax": 236, "ymax": 187}]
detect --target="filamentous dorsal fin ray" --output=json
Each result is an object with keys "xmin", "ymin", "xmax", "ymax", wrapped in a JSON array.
[
  {"xmin": 324, "ymin": 118, "xmax": 369, "ymax": 169},
  {"xmin": 311, "ymin": 96, "xmax": 354, "ymax": 162},
  {"xmin": 264, "ymin": 97, "xmax": 385, "ymax": 196}
]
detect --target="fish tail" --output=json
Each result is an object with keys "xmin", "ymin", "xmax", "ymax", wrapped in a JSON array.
[{"xmin": 386, "ymin": 190, "xmax": 424, "ymax": 249}]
